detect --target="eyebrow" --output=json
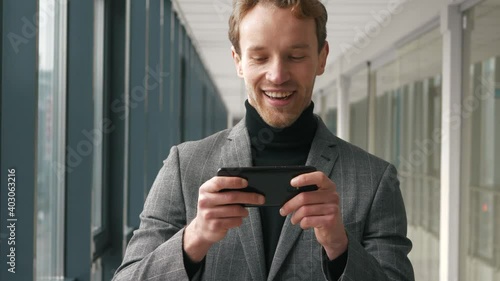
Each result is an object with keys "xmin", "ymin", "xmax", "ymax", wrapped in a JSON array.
[
  {"xmin": 246, "ymin": 43, "xmax": 311, "ymax": 52},
  {"xmin": 246, "ymin": 46, "xmax": 266, "ymax": 52},
  {"xmin": 290, "ymin": 43, "xmax": 311, "ymax": 50}
]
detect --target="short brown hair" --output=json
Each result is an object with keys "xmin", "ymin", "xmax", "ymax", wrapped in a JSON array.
[{"xmin": 228, "ymin": 0, "xmax": 328, "ymax": 54}]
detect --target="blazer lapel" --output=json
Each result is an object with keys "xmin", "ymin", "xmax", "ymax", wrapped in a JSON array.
[
  {"xmin": 221, "ymin": 119, "xmax": 267, "ymax": 281},
  {"xmin": 268, "ymin": 117, "xmax": 339, "ymax": 280}
]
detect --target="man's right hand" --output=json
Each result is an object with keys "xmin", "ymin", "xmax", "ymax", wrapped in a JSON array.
[{"xmin": 183, "ymin": 176, "xmax": 265, "ymax": 262}]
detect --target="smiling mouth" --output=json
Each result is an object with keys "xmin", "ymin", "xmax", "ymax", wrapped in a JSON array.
[{"xmin": 263, "ymin": 91, "xmax": 294, "ymax": 100}]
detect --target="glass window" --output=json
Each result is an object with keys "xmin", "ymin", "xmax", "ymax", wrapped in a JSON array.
[
  {"xmin": 313, "ymin": 84, "xmax": 337, "ymax": 135},
  {"xmin": 373, "ymin": 27, "xmax": 442, "ymax": 281},
  {"xmin": 349, "ymin": 67, "xmax": 369, "ymax": 150},
  {"xmin": 91, "ymin": 257, "xmax": 103, "ymax": 281},
  {"xmin": 92, "ymin": 0, "xmax": 105, "ymax": 234},
  {"xmin": 462, "ymin": 1, "xmax": 500, "ymax": 279},
  {"xmin": 36, "ymin": 0, "xmax": 67, "ymax": 279},
  {"xmin": 427, "ymin": 76, "xmax": 442, "ymax": 237},
  {"xmin": 374, "ymin": 61, "xmax": 398, "ymax": 161}
]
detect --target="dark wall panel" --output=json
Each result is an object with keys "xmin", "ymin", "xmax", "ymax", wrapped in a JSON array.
[
  {"xmin": 65, "ymin": 0, "xmax": 94, "ymax": 280},
  {"xmin": 146, "ymin": 0, "xmax": 162, "ymax": 194},
  {"xmin": 128, "ymin": 0, "xmax": 147, "ymax": 228},
  {"xmin": 0, "ymin": 1, "xmax": 37, "ymax": 280},
  {"xmin": 161, "ymin": 0, "xmax": 172, "ymax": 157},
  {"xmin": 170, "ymin": 14, "xmax": 182, "ymax": 146}
]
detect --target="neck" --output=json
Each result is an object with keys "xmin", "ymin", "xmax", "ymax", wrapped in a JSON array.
[{"xmin": 245, "ymin": 100, "xmax": 317, "ymax": 144}]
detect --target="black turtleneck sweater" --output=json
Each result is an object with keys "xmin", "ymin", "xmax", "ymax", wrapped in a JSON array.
[
  {"xmin": 245, "ymin": 101, "xmax": 347, "ymax": 280},
  {"xmin": 184, "ymin": 101, "xmax": 347, "ymax": 280},
  {"xmin": 245, "ymin": 100, "xmax": 317, "ymax": 272}
]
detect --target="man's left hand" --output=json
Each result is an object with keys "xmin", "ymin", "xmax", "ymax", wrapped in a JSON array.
[{"xmin": 280, "ymin": 171, "xmax": 348, "ymax": 260}]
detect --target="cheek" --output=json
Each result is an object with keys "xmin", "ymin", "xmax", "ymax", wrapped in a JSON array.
[
  {"xmin": 294, "ymin": 71, "xmax": 316, "ymax": 90},
  {"xmin": 291, "ymin": 61, "xmax": 317, "ymax": 81},
  {"xmin": 243, "ymin": 65, "xmax": 266, "ymax": 85}
]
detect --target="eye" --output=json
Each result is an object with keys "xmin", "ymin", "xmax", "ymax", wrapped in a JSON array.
[
  {"xmin": 252, "ymin": 57, "xmax": 268, "ymax": 62},
  {"xmin": 290, "ymin": 55, "xmax": 305, "ymax": 61}
]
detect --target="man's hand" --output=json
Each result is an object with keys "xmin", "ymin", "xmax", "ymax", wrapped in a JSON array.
[
  {"xmin": 280, "ymin": 171, "xmax": 348, "ymax": 260},
  {"xmin": 183, "ymin": 176, "xmax": 265, "ymax": 262}
]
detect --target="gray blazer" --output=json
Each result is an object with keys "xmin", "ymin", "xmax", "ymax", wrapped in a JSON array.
[{"xmin": 113, "ymin": 117, "xmax": 414, "ymax": 281}]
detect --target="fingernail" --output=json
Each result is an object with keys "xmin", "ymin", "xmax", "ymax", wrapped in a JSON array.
[
  {"xmin": 242, "ymin": 179, "xmax": 248, "ymax": 186},
  {"xmin": 279, "ymin": 208, "xmax": 285, "ymax": 216},
  {"xmin": 259, "ymin": 196, "xmax": 265, "ymax": 204},
  {"xmin": 290, "ymin": 178, "xmax": 298, "ymax": 187}
]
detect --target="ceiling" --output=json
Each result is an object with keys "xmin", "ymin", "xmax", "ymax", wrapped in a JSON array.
[{"xmin": 174, "ymin": 0, "xmax": 411, "ymax": 119}]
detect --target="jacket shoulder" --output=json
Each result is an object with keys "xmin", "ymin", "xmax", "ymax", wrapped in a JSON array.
[
  {"xmin": 334, "ymin": 136, "xmax": 392, "ymax": 175},
  {"xmin": 175, "ymin": 129, "xmax": 231, "ymax": 161}
]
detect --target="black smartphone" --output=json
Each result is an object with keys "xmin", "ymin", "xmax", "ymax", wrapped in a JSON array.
[{"xmin": 217, "ymin": 166, "xmax": 318, "ymax": 207}]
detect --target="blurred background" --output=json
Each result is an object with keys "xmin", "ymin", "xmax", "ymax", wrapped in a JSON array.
[{"xmin": 1, "ymin": 0, "xmax": 499, "ymax": 280}]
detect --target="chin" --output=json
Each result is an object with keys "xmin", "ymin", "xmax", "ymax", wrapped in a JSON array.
[{"xmin": 261, "ymin": 111, "xmax": 299, "ymax": 129}]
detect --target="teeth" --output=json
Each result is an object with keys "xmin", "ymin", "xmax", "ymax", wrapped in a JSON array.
[{"xmin": 264, "ymin": 91, "xmax": 293, "ymax": 98}]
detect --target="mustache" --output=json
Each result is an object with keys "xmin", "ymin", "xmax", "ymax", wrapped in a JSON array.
[{"xmin": 258, "ymin": 83, "xmax": 298, "ymax": 90}]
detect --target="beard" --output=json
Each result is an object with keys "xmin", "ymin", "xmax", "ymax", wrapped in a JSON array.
[{"xmin": 246, "ymin": 84, "xmax": 305, "ymax": 129}]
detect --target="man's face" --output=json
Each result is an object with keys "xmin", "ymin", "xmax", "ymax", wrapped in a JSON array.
[{"xmin": 232, "ymin": 4, "xmax": 329, "ymax": 128}]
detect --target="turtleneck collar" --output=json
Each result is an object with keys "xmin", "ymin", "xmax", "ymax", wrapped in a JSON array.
[{"xmin": 244, "ymin": 100, "xmax": 317, "ymax": 144}]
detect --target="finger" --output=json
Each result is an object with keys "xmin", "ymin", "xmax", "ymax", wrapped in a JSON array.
[
  {"xmin": 217, "ymin": 190, "xmax": 265, "ymax": 206},
  {"xmin": 298, "ymin": 214, "xmax": 336, "ymax": 230},
  {"xmin": 206, "ymin": 217, "xmax": 245, "ymax": 231},
  {"xmin": 202, "ymin": 176, "xmax": 248, "ymax": 193},
  {"xmin": 280, "ymin": 190, "xmax": 339, "ymax": 216},
  {"xmin": 200, "ymin": 205, "xmax": 249, "ymax": 220},
  {"xmin": 290, "ymin": 203, "xmax": 337, "ymax": 225},
  {"xmin": 200, "ymin": 190, "xmax": 265, "ymax": 207},
  {"xmin": 290, "ymin": 171, "xmax": 336, "ymax": 191}
]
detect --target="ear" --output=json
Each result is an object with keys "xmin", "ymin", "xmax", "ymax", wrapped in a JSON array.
[
  {"xmin": 316, "ymin": 41, "xmax": 329, "ymax": 76},
  {"xmin": 231, "ymin": 46, "xmax": 244, "ymax": 78}
]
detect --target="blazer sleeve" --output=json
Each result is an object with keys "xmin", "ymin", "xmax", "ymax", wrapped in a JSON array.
[
  {"xmin": 338, "ymin": 164, "xmax": 415, "ymax": 281},
  {"xmin": 112, "ymin": 146, "xmax": 195, "ymax": 281}
]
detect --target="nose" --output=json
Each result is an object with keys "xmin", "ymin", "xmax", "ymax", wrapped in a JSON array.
[{"xmin": 265, "ymin": 58, "xmax": 290, "ymax": 85}]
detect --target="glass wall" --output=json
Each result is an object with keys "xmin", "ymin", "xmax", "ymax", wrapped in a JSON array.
[
  {"xmin": 374, "ymin": 61, "xmax": 397, "ymax": 162},
  {"xmin": 372, "ymin": 27, "xmax": 443, "ymax": 281},
  {"xmin": 349, "ymin": 67, "xmax": 369, "ymax": 150},
  {"xmin": 461, "ymin": 1, "xmax": 500, "ymax": 280},
  {"xmin": 91, "ymin": 1, "xmax": 106, "ymax": 278},
  {"xmin": 92, "ymin": 0, "xmax": 105, "ymax": 235},
  {"xmin": 36, "ymin": 0, "xmax": 67, "ymax": 279},
  {"xmin": 29, "ymin": 0, "xmax": 229, "ymax": 279},
  {"xmin": 313, "ymin": 84, "xmax": 337, "ymax": 135}
]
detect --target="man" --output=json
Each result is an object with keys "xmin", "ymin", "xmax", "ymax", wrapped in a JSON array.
[{"xmin": 113, "ymin": 1, "xmax": 414, "ymax": 280}]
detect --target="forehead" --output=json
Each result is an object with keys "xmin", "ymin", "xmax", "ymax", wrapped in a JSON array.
[{"xmin": 238, "ymin": 4, "xmax": 317, "ymax": 52}]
